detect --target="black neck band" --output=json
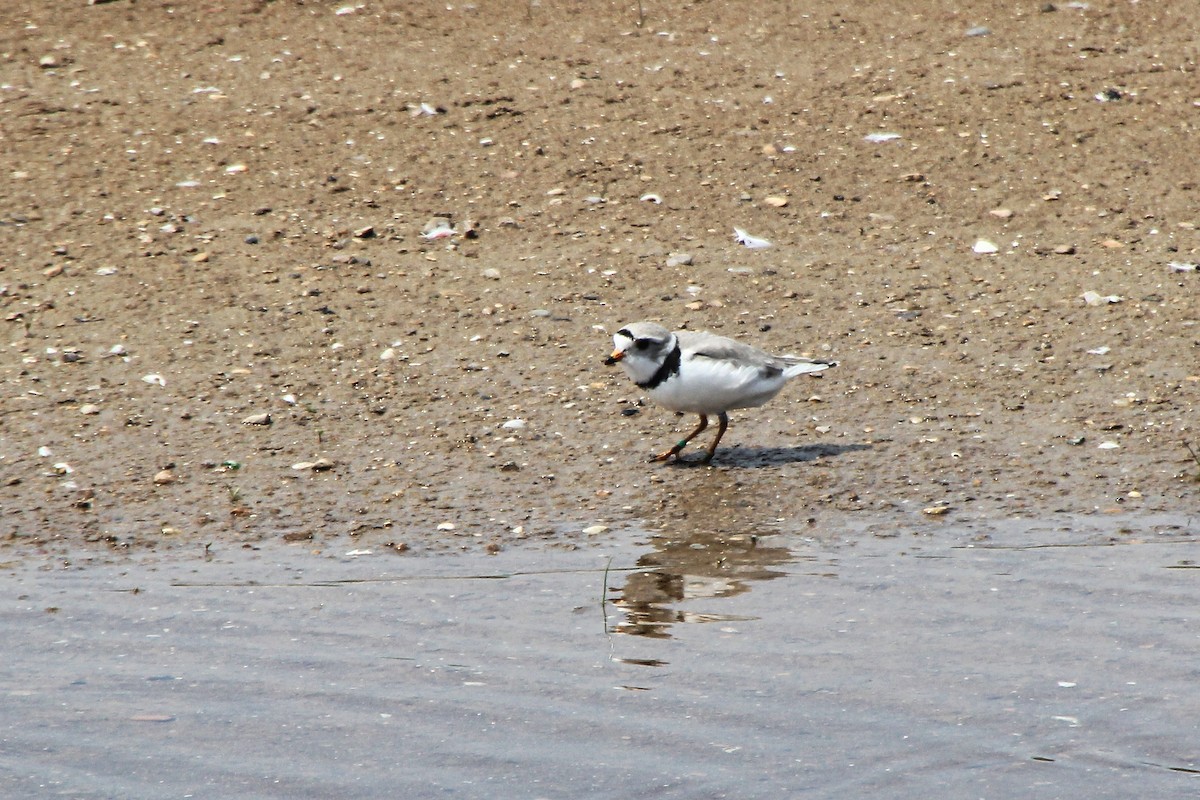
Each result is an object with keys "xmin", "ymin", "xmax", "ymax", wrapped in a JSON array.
[{"xmin": 637, "ymin": 342, "xmax": 681, "ymax": 390}]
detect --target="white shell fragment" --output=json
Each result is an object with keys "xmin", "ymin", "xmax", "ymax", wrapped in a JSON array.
[
  {"xmin": 141, "ymin": 374, "xmax": 166, "ymax": 387},
  {"xmin": 972, "ymin": 239, "xmax": 999, "ymax": 254},
  {"xmin": 292, "ymin": 458, "xmax": 335, "ymax": 471},
  {"xmin": 1098, "ymin": 441, "xmax": 1120, "ymax": 450},
  {"xmin": 1081, "ymin": 291, "xmax": 1123, "ymax": 306},
  {"xmin": 733, "ymin": 227, "xmax": 772, "ymax": 249},
  {"xmin": 639, "ymin": 193, "xmax": 663, "ymax": 204},
  {"xmin": 1168, "ymin": 261, "xmax": 1197, "ymax": 273},
  {"xmin": 1087, "ymin": 346, "xmax": 1111, "ymax": 355},
  {"xmin": 501, "ymin": 419, "xmax": 526, "ymax": 430},
  {"xmin": 863, "ymin": 132, "xmax": 902, "ymax": 143},
  {"xmin": 422, "ymin": 223, "xmax": 455, "ymax": 240}
]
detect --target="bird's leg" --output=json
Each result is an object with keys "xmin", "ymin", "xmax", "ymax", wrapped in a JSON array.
[
  {"xmin": 700, "ymin": 412, "xmax": 730, "ymax": 464},
  {"xmin": 650, "ymin": 414, "xmax": 709, "ymax": 462}
]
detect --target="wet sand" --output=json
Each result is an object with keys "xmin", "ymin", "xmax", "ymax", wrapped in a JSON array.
[
  {"xmin": 2, "ymin": 0, "xmax": 1198, "ymax": 552},
  {"xmin": 5, "ymin": 514, "xmax": 1197, "ymax": 798}
]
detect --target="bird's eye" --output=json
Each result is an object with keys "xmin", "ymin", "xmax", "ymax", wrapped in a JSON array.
[{"xmin": 634, "ymin": 339, "xmax": 651, "ymax": 350}]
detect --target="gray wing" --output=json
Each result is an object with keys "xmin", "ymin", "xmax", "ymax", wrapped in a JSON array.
[
  {"xmin": 679, "ymin": 330, "xmax": 834, "ymax": 376},
  {"xmin": 677, "ymin": 330, "xmax": 785, "ymax": 375}
]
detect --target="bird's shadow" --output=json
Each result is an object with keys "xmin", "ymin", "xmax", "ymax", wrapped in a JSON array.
[{"xmin": 665, "ymin": 442, "xmax": 872, "ymax": 469}]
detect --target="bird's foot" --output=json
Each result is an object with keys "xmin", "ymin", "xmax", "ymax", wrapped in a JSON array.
[{"xmin": 649, "ymin": 439, "xmax": 691, "ymax": 462}]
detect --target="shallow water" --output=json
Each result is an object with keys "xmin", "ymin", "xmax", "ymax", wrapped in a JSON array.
[{"xmin": 4, "ymin": 515, "xmax": 1198, "ymax": 799}]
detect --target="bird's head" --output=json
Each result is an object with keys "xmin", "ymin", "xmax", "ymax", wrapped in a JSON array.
[{"xmin": 604, "ymin": 322, "xmax": 675, "ymax": 381}]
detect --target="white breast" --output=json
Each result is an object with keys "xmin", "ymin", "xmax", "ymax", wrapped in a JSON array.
[{"xmin": 646, "ymin": 355, "xmax": 788, "ymax": 414}]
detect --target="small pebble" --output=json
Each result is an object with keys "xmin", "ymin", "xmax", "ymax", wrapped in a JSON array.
[
  {"xmin": 153, "ymin": 469, "xmax": 177, "ymax": 485},
  {"xmin": 242, "ymin": 412, "xmax": 272, "ymax": 425},
  {"xmin": 80, "ymin": 404, "xmax": 100, "ymax": 415},
  {"xmin": 666, "ymin": 252, "xmax": 694, "ymax": 267}
]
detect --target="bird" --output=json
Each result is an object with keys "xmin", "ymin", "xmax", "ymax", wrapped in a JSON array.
[{"xmin": 604, "ymin": 321, "xmax": 837, "ymax": 463}]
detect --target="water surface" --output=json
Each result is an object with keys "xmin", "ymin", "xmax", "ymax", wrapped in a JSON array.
[{"xmin": 4, "ymin": 515, "xmax": 1197, "ymax": 798}]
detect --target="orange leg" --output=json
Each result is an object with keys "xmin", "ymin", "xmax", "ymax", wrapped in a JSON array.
[
  {"xmin": 650, "ymin": 414, "xmax": 709, "ymax": 462},
  {"xmin": 700, "ymin": 412, "xmax": 730, "ymax": 464}
]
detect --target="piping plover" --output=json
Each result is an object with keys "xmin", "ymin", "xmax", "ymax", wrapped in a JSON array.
[{"xmin": 604, "ymin": 321, "xmax": 836, "ymax": 463}]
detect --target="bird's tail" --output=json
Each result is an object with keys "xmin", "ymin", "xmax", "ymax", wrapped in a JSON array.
[{"xmin": 782, "ymin": 358, "xmax": 837, "ymax": 378}]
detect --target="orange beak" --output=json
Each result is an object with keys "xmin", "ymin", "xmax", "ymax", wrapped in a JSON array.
[{"xmin": 603, "ymin": 349, "xmax": 624, "ymax": 366}]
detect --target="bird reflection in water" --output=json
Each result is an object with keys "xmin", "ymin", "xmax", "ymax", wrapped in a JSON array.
[{"xmin": 610, "ymin": 529, "xmax": 792, "ymax": 639}]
